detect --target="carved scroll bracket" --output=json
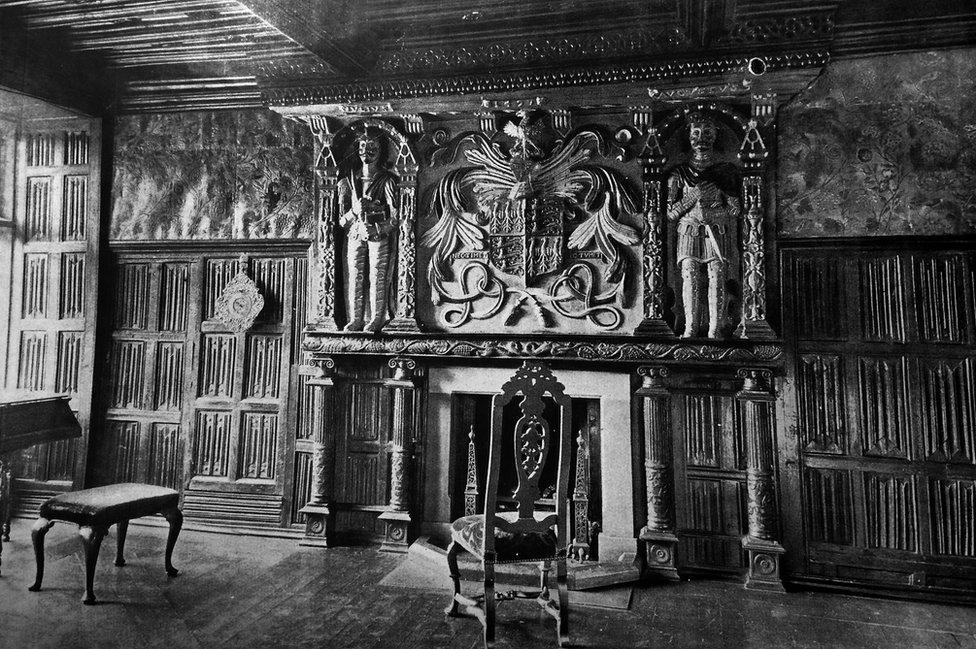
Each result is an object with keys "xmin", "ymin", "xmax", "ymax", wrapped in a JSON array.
[
  {"xmin": 298, "ymin": 356, "xmax": 337, "ymax": 547},
  {"xmin": 736, "ymin": 367, "xmax": 784, "ymax": 591},
  {"xmin": 635, "ymin": 365, "xmax": 679, "ymax": 580}
]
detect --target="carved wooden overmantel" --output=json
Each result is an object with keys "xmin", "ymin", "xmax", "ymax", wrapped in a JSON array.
[{"xmin": 271, "ymin": 46, "xmax": 823, "ymax": 588}]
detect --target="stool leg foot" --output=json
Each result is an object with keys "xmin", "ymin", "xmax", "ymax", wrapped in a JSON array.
[
  {"xmin": 115, "ymin": 520, "xmax": 128, "ymax": 567},
  {"xmin": 79, "ymin": 525, "xmax": 106, "ymax": 605},
  {"xmin": 162, "ymin": 507, "xmax": 182, "ymax": 577},
  {"xmin": 28, "ymin": 518, "xmax": 54, "ymax": 591}
]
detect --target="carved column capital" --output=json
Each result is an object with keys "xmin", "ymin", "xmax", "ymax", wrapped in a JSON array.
[
  {"xmin": 737, "ymin": 367, "xmax": 774, "ymax": 398},
  {"xmin": 388, "ymin": 356, "xmax": 418, "ymax": 382},
  {"xmin": 636, "ymin": 365, "xmax": 669, "ymax": 392},
  {"xmin": 301, "ymin": 356, "xmax": 336, "ymax": 382}
]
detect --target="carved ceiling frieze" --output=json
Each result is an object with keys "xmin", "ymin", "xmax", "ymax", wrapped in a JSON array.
[{"xmin": 377, "ymin": 27, "xmax": 694, "ymax": 75}]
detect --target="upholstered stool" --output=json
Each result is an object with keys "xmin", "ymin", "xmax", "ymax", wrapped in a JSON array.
[{"xmin": 28, "ymin": 483, "xmax": 183, "ymax": 604}]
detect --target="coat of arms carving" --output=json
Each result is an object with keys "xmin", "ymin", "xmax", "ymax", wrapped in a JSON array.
[{"xmin": 421, "ymin": 110, "xmax": 641, "ymax": 330}]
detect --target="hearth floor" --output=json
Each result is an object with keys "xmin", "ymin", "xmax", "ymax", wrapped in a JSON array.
[{"xmin": 0, "ymin": 517, "xmax": 973, "ymax": 649}]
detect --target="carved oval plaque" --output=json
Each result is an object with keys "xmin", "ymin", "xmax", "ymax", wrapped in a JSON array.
[{"xmin": 214, "ymin": 271, "xmax": 264, "ymax": 333}]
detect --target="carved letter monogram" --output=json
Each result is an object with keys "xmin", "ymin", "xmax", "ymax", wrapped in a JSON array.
[{"xmin": 421, "ymin": 110, "xmax": 641, "ymax": 331}]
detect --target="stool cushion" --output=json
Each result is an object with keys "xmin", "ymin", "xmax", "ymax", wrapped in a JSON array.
[
  {"xmin": 39, "ymin": 483, "xmax": 179, "ymax": 527},
  {"xmin": 451, "ymin": 511, "xmax": 558, "ymax": 563}
]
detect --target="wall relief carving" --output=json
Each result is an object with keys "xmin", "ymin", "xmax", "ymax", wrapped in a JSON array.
[{"xmin": 420, "ymin": 109, "xmax": 642, "ymax": 331}]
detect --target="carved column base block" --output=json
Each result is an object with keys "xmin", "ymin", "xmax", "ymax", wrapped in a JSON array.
[
  {"xmin": 634, "ymin": 318, "xmax": 674, "ymax": 337},
  {"xmin": 639, "ymin": 528, "xmax": 680, "ymax": 581},
  {"xmin": 739, "ymin": 319, "xmax": 777, "ymax": 341},
  {"xmin": 383, "ymin": 317, "xmax": 421, "ymax": 334},
  {"xmin": 298, "ymin": 503, "xmax": 334, "ymax": 548},
  {"xmin": 378, "ymin": 510, "xmax": 411, "ymax": 553},
  {"xmin": 742, "ymin": 536, "xmax": 785, "ymax": 592}
]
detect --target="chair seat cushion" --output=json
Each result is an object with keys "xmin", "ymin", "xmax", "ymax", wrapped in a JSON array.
[
  {"xmin": 451, "ymin": 512, "xmax": 558, "ymax": 563},
  {"xmin": 39, "ymin": 483, "xmax": 179, "ymax": 527}
]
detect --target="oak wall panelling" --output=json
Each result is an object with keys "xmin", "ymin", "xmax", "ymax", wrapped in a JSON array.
[
  {"xmin": 3, "ymin": 116, "xmax": 101, "ymax": 515},
  {"xmin": 92, "ymin": 241, "xmax": 310, "ymax": 530},
  {"xmin": 781, "ymin": 238, "xmax": 976, "ymax": 598}
]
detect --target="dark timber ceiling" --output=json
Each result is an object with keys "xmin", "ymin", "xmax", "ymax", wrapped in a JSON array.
[{"xmin": 0, "ymin": 0, "xmax": 974, "ymax": 113}]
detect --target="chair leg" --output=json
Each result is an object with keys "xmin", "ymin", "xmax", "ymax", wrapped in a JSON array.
[
  {"xmin": 79, "ymin": 525, "xmax": 107, "ymax": 605},
  {"xmin": 162, "ymin": 507, "xmax": 182, "ymax": 577},
  {"xmin": 539, "ymin": 559, "xmax": 551, "ymax": 598},
  {"xmin": 27, "ymin": 518, "xmax": 55, "ymax": 591},
  {"xmin": 114, "ymin": 520, "xmax": 129, "ymax": 567},
  {"xmin": 483, "ymin": 561, "xmax": 496, "ymax": 648},
  {"xmin": 555, "ymin": 556, "xmax": 570, "ymax": 646},
  {"xmin": 444, "ymin": 540, "xmax": 462, "ymax": 616}
]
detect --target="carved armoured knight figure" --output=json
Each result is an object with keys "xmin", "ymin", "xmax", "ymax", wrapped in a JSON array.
[
  {"xmin": 666, "ymin": 113, "xmax": 741, "ymax": 338},
  {"xmin": 338, "ymin": 130, "xmax": 399, "ymax": 332}
]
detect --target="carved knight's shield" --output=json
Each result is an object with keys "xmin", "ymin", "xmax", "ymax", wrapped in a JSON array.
[{"xmin": 487, "ymin": 196, "xmax": 563, "ymax": 285}]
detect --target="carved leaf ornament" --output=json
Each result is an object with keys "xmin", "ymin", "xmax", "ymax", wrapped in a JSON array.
[{"xmin": 214, "ymin": 271, "xmax": 265, "ymax": 332}]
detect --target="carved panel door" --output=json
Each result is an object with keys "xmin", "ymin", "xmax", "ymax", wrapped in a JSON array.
[
  {"xmin": 672, "ymin": 382, "xmax": 748, "ymax": 575},
  {"xmin": 95, "ymin": 244, "xmax": 308, "ymax": 529},
  {"xmin": 3, "ymin": 119, "xmax": 101, "ymax": 511},
  {"xmin": 783, "ymin": 245, "xmax": 976, "ymax": 595}
]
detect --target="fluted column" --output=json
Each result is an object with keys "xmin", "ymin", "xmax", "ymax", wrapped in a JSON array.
[
  {"xmin": 738, "ymin": 368, "xmax": 785, "ymax": 591},
  {"xmin": 636, "ymin": 366, "xmax": 679, "ymax": 580},
  {"xmin": 379, "ymin": 357, "xmax": 418, "ymax": 552},
  {"xmin": 298, "ymin": 357, "xmax": 337, "ymax": 547}
]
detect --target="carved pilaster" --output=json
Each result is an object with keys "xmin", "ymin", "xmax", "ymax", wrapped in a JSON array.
[
  {"xmin": 737, "ymin": 98, "xmax": 775, "ymax": 340},
  {"xmin": 379, "ymin": 357, "xmax": 418, "ymax": 552},
  {"xmin": 299, "ymin": 356, "xmax": 337, "ymax": 547},
  {"xmin": 308, "ymin": 116, "xmax": 341, "ymax": 331},
  {"xmin": 386, "ymin": 169, "xmax": 421, "ymax": 332},
  {"xmin": 737, "ymin": 368, "xmax": 784, "ymax": 591},
  {"xmin": 636, "ymin": 365, "xmax": 679, "ymax": 580},
  {"xmin": 635, "ymin": 119, "xmax": 672, "ymax": 336}
]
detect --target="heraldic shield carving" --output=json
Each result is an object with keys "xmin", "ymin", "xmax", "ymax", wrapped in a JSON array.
[{"xmin": 422, "ymin": 110, "xmax": 641, "ymax": 331}]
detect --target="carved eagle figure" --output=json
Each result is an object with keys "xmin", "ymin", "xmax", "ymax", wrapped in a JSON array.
[{"xmin": 422, "ymin": 128, "xmax": 640, "ymax": 294}]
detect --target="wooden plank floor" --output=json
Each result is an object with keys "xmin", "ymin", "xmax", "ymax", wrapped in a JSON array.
[{"xmin": 1, "ymin": 518, "xmax": 974, "ymax": 649}]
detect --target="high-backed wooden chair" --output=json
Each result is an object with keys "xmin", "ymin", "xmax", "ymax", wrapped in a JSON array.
[{"xmin": 445, "ymin": 361, "xmax": 572, "ymax": 647}]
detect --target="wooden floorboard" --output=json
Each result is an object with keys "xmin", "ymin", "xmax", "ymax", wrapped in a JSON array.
[{"xmin": 1, "ymin": 518, "xmax": 974, "ymax": 649}]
